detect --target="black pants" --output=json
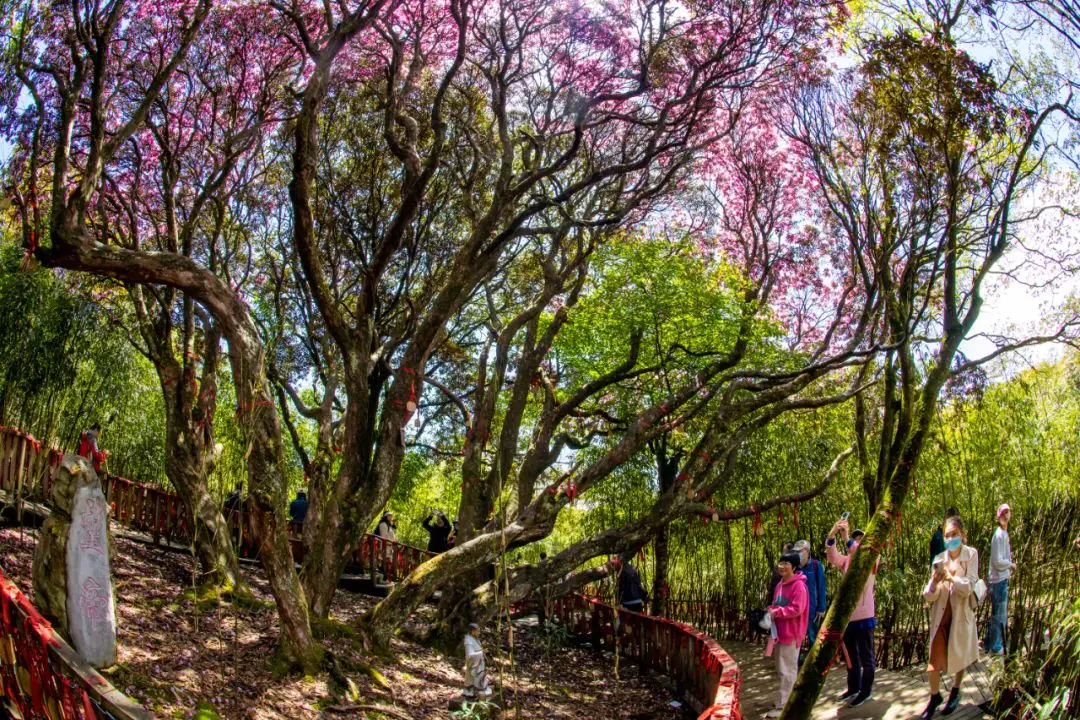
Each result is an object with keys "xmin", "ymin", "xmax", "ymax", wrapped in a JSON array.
[{"xmin": 843, "ymin": 623, "xmax": 875, "ymax": 695}]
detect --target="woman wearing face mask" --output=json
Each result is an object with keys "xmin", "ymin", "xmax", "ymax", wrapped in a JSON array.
[{"xmin": 920, "ymin": 515, "xmax": 981, "ymax": 718}]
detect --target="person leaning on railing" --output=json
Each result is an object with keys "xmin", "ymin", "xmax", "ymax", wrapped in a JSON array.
[{"xmin": 373, "ymin": 511, "xmax": 397, "ymax": 582}]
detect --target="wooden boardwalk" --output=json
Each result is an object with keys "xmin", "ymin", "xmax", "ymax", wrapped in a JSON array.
[{"xmin": 724, "ymin": 641, "xmax": 992, "ymax": 720}]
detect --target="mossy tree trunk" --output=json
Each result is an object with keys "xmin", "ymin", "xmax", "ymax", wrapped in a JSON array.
[
  {"xmin": 650, "ymin": 438, "xmax": 683, "ymax": 618},
  {"xmin": 129, "ymin": 292, "xmax": 243, "ymax": 592}
]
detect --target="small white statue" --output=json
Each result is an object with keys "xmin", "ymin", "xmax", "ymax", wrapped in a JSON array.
[{"xmin": 462, "ymin": 622, "xmax": 492, "ymax": 699}]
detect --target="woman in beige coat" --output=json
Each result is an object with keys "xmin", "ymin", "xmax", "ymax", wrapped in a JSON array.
[{"xmin": 919, "ymin": 515, "xmax": 980, "ymax": 719}]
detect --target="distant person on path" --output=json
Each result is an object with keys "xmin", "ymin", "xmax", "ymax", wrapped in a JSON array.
[
  {"xmin": 985, "ymin": 504, "xmax": 1015, "ymax": 656},
  {"xmin": 930, "ymin": 506, "xmax": 959, "ymax": 564},
  {"xmin": 613, "ymin": 554, "xmax": 647, "ymax": 613},
  {"xmin": 793, "ymin": 539, "xmax": 826, "ymax": 649},
  {"xmin": 373, "ymin": 511, "xmax": 398, "ymax": 582},
  {"xmin": 374, "ymin": 511, "xmax": 397, "ymax": 541},
  {"xmin": 422, "ymin": 510, "xmax": 452, "ymax": 553},
  {"xmin": 78, "ymin": 423, "xmax": 108, "ymax": 473},
  {"xmin": 289, "ymin": 490, "xmax": 308, "ymax": 523},
  {"xmin": 767, "ymin": 541, "xmax": 796, "ymax": 605},
  {"xmin": 826, "ymin": 519, "xmax": 879, "ymax": 708},
  {"xmin": 765, "ymin": 551, "xmax": 810, "ymax": 718},
  {"xmin": 223, "ymin": 482, "xmax": 243, "ymax": 513},
  {"xmin": 921, "ymin": 515, "xmax": 981, "ymax": 719}
]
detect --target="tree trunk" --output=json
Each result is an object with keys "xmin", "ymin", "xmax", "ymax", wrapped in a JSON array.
[
  {"xmin": 228, "ymin": 339, "xmax": 321, "ymax": 671},
  {"xmin": 652, "ymin": 524, "xmax": 669, "ymax": 617},
  {"xmin": 301, "ymin": 478, "xmax": 354, "ymax": 620},
  {"xmin": 300, "ymin": 396, "xmax": 378, "ymax": 620},
  {"xmin": 359, "ymin": 515, "xmax": 545, "ymax": 650},
  {"xmin": 650, "ymin": 442, "xmax": 681, "ymax": 617},
  {"xmin": 163, "ymin": 443, "xmax": 242, "ymax": 590}
]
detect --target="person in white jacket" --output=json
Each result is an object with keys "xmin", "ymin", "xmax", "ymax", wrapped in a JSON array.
[
  {"xmin": 985, "ymin": 503, "xmax": 1015, "ymax": 655},
  {"xmin": 920, "ymin": 515, "xmax": 980, "ymax": 719}
]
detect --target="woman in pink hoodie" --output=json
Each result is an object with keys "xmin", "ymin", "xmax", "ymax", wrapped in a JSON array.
[{"xmin": 766, "ymin": 551, "xmax": 809, "ymax": 718}]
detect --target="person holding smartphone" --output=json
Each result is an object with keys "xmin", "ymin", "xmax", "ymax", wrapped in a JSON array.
[
  {"xmin": 920, "ymin": 515, "xmax": 980, "ymax": 718},
  {"xmin": 826, "ymin": 514, "xmax": 879, "ymax": 708},
  {"xmin": 422, "ymin": 509, "xmax": 452, "ymax": 553}
]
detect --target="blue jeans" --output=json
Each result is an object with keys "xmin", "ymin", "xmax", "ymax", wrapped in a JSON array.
[
  {"xmin": 843, "ymin": 622, "xmax": 875, "ymax": 696},
  {"xmin": 984, "ymin": 579, "xmax": 1009, "ymax": 653},
  {"xmin": 807, "ymin": 613, "xmax": 821, "ymax": 648}
]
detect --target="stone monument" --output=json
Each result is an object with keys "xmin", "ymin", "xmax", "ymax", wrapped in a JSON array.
[{"xmin": 32, "ymin": 453, "xmax": 117, "ymax": 667}]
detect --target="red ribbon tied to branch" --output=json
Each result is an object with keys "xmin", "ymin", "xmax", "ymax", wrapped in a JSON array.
[{"xmin": 751, "ymin": 510, "xmax": 763, "ymax": 537}]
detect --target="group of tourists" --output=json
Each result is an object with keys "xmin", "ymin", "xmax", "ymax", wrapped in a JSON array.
[
  {"xmin": 224, "ymin": 486, "xmax": 460, "ymax": 555},
  {"xmin": 759, "ymin": 520, "xmax": 878, "ymax": 718},
  {"xmin": 759, "ymin": 502, "xmax": 1014, "ymax": 719}
]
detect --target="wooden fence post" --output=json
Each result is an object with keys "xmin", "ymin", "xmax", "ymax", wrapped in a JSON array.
[{"xmin": 14, "ymin": 435, "xmax": 27, "ymax": 523}]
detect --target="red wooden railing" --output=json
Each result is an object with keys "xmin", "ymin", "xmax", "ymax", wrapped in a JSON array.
[
  {"xmin": 0, "ymin": 426, "xmax": 436, "ymax": 583},
  {"xmin": 0, "ymin": 567, "xmax": 149, "ymax": 719},
  {"xmin": 553, "ymin": 594, "xmax": 742, "ymax": 720},
  {"xmin": 3, "ymin": 425, "xmax": 743, "ymax": 719}
]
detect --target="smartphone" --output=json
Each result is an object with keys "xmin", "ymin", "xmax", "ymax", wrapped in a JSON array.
[{"xmin": 840, "ymin": 511, "xmax": 850, "ymax": 521}]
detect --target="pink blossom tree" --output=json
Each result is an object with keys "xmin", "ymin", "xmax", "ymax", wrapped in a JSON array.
[
  {"xmin": 269, "ymin": 0, "xmax": 871, "ymax": 642},
  {"xmin": 96, "ymin": 4, "xmax": 296, "ymax": 594},
  {"xmin": 1, "ymin": 0, "xmax": 327, "ymax": 668}
]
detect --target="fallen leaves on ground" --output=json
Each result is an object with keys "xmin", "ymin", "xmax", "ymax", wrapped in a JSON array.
[{"xmin": 1, "ymin": 527, "xmax": 686, "ymax": 720}]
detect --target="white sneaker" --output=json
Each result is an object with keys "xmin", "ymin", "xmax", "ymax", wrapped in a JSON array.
[{"xmin": 765, "ymin": 710, "xmax": 782, "ymax": 718}]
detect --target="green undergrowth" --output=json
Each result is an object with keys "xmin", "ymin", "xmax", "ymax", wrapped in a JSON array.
[
  {"xmin": 190, "ymin": 701, "xmax": 221, "ymax": 719},
  {"xmin": 174, "ymin": 583, "xmax": 266, "ymax": 614},
  {"xmin": 312, "ymin": 616, "xmax": 360, "ymax": 642}
]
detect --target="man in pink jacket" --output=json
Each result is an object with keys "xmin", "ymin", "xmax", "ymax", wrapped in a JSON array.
[
  {"xmin": 826, "ymin": 519, "xmax": 880, "ymax": 708},
  {"xmin": 766, "ymin": 551, "xmax": 809, "ymax": 718}
]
